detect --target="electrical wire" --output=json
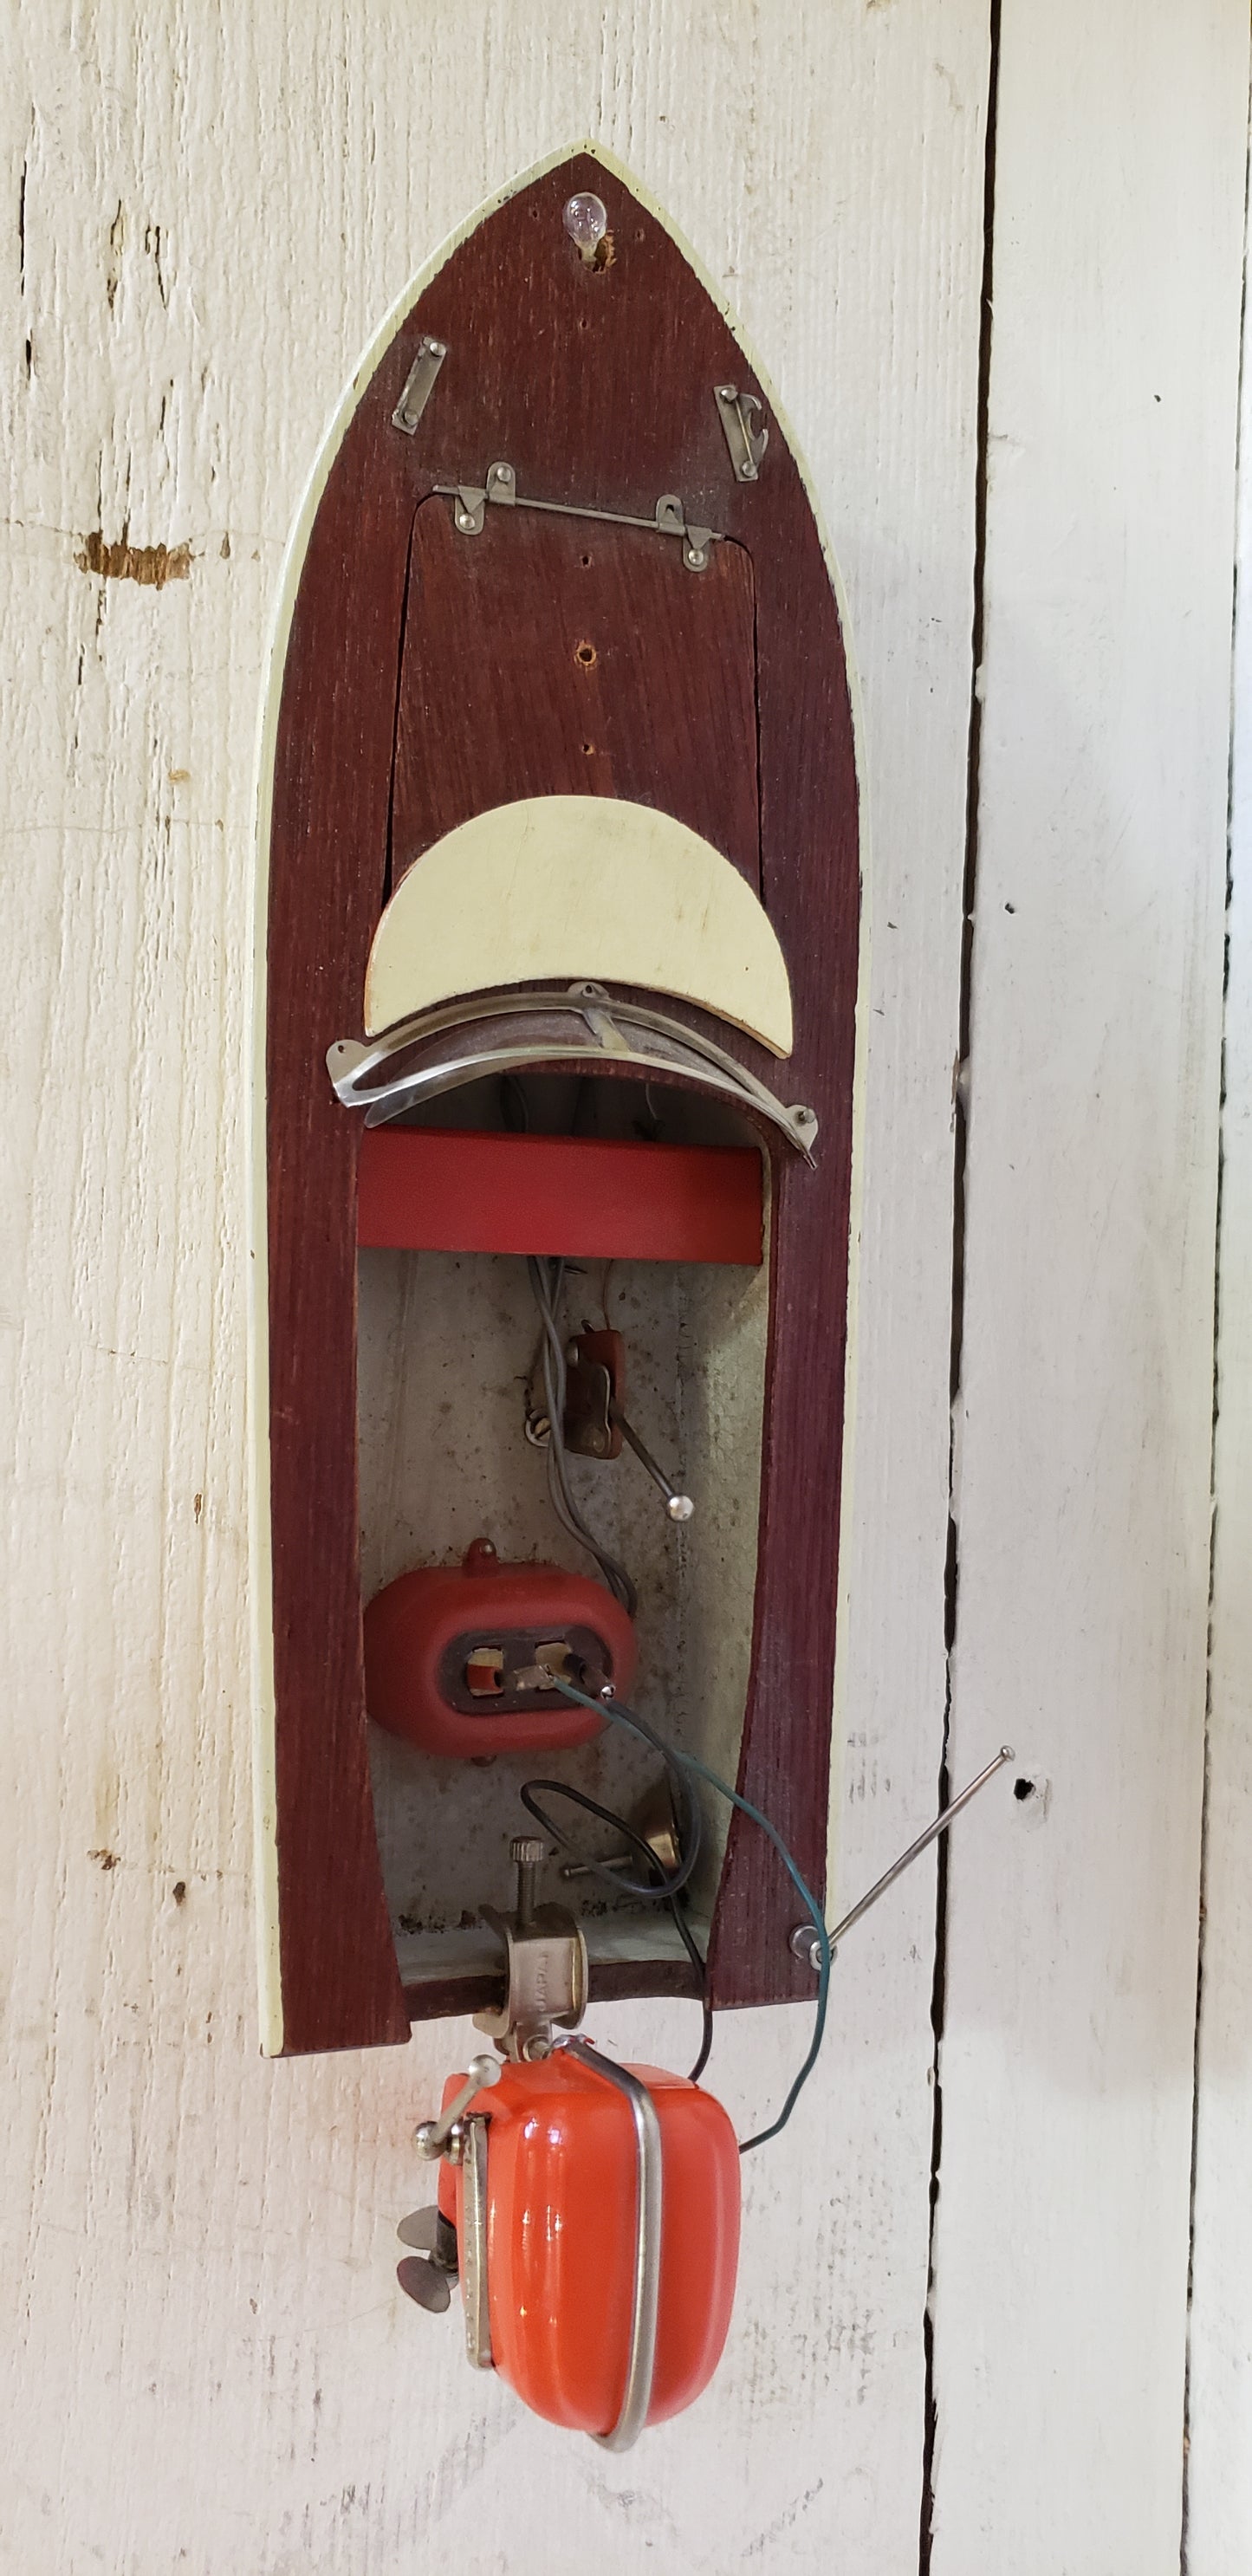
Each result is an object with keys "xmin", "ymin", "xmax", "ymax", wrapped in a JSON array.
[
  {"xmin": 518, "ymin": 1774, "xmax": 701, "ymax": 1904},
  {"xmin": 671, "ymin": 1900, "xmax": 715, "ymax": 2084},
  {"xmin": 505, "ymin": 1080, "xmax": 636, "ymax": 1610},
  {"xmin": 552, "ymin": 1676, "xmax": 831, "ymax": 2153},
  {"xmin": 526, "ymin": 1254, "xmax": 637, "ymax": 1615},
  {"xmin": 516, "ymin": 1775, "xmax": 713, "ymax": 2084}
]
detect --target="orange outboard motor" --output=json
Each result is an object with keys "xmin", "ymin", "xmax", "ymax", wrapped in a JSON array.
[
  {"xmin": 437, "ymin": 2047, "xmax": 739, "ymax": 2441},
  {"xmin": 364, "ymin": 1536, "xmax": 635, "ymax": 1755},
  {"xmin": 396, "ymin": 1837, "xmax": 741, "ymax": 2442}
]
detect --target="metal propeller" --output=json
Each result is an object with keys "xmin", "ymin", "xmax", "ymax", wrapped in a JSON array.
[
  {"xmin": 396, "ymin": 2253, "xmax": 452, "ymax": 2313},
  {"xmin": 396, "ymin": 2207, "xmax": 440, "ymax": 2253}
]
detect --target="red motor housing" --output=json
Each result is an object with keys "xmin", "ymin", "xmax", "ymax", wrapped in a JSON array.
[
  {"xmin": 443, "ymin": 2048, "xmax": 742, "ymax": 2436},
  {"xmin": 363, "ymin": 1538, "xmax": 634, "ymax": 1756}
]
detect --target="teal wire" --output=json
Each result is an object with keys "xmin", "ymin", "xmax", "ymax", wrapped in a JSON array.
[{"xmin": 552, "ymin": 1678, "xmax": 832, "ymax": 2153}]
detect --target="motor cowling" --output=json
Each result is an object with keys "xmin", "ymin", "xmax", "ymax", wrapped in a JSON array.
[{"xmin": 439, "ymin": 2047, "xmax": 741, "ymax": 2439}]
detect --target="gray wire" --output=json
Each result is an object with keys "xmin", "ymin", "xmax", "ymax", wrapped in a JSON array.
[{"xmin": 526, "ymin": 1256, "xmax": 637, "ymax": 1616}]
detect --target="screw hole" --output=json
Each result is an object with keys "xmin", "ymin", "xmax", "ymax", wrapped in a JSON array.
[
  {"xmin": 581, "ymin": 553, "xmax": 592, "ymax": 566},
  {"xmin": 582, "ymin": 741, "xmax": 594, "ymax": 755},
  {"xmin": 574, "ymin": 640, "xmax": 597, "ymax": 668},
  {"xmin": 1014, "ymin": 1778, "xmax": 1034, "ymax": 1801}
]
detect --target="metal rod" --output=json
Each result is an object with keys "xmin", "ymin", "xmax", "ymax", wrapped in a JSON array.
[
  {"xmin": 608, "ymin": 1401, "xmax": 694, "ymax": 1522},
  {"xmin": 433, "ymin": 482, "xmax": 719, "ymax": 545},
  {"xmin": 561, "ymin": 1848, "xmax": 631, "ymax": 1880},
  {"xmin": 415, "ymin": 2054, "xmax": 501, "ymax": 2159},
  {"xmin": 435, "ymin": 480, "xmax": 659, "ymax": 534},
  {"xmin": 827, "ymin": 1747, "xmax": 1015, "ymax": 1950}
]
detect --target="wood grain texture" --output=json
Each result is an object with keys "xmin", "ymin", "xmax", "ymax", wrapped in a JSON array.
[
  {"xmin": 264, "ymin": 147, "xmax": 859, "ymax": 2046},
  {"xmin": 928, "ymin": 6, "xmax": 1250, "ymax": 2570},
  {"xmin": 392, "ymin": 504, "xmax": 762, "ymax": 888},
  {"xmin": 0, "ymin": 4, "xmax": 989, "ymax": 2568}
]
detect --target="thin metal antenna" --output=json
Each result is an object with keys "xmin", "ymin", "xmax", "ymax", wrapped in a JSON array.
[{"xmin": 790, "ymin": 1746, "xmax": 1016, "ymax": 1969}]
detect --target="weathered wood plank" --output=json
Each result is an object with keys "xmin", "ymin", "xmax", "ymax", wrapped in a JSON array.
[
  {"xmin": 929, "ymin": 7, "xmax": 1249, "ymax": 2569},
  {"xmin": 1185, "ymin": 58, "xmax": 1252, "ymax": 2571}
]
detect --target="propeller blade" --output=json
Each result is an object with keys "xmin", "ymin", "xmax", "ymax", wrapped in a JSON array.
[
  {"xmin": 397, "ymin": 2255, "xmax": 452, "ymax": 2314},
  {"xmin": 396, "ymin": 2207, "xmax": 440, "ymax": 2252}
]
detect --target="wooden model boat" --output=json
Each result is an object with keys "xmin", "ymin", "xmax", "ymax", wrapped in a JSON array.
[{"xmin": 251, "ymin": 147, "xmax": 861, "ymax": 2056}]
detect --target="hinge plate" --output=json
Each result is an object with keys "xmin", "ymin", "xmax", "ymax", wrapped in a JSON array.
[{"xmin": 392, "ymin": 335, "xmax": 448, "ymax": 435}]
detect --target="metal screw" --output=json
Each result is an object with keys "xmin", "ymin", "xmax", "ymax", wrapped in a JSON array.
[{"xmin": 510, "ymin": 1834, "xmax": 546, "ymax": 1931}]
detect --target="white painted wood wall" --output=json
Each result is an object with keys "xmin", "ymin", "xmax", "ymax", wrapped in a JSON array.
[{"xmin": 3, "ymin": 6, "xmax": 1249, "ymax": 2569}]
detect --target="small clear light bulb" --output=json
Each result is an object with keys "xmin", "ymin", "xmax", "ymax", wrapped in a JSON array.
[{"xmin": 563, "ymin": 191, "xmax": 608, "ymax": 262}]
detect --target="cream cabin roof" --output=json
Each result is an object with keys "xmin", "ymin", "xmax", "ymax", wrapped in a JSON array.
[{"xmin": 363, "ymin": 795, "xmax": 794, "ymax": 1056}]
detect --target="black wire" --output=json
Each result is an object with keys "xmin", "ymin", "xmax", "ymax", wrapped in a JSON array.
[
  {"xmin": 518, "ymin": 1775, "xmax": 700, "ymax": 1902},
  {"xmin": 554, "ymin": 1677, "xmax": 832, "ymax": 2152},
  {"xmin": 667, "ymin": 1896, "xmax": 714, "ymax": 2083},
  {"xmin": 519, "ymin": 1775, "xmax": 713, "ymax": 2086}
]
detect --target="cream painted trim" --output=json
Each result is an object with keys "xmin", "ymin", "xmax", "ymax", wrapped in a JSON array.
[
  {"xmin": 250, "ymin": 141, "xmax": 868, "ymax": 2046},
  {"xmin": 365, "ymin": 796, "xmax": 795, "ymax": 1055}
]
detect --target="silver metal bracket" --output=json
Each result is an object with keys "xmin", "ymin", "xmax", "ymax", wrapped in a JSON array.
[
  {"xmin": 460, "ymin": 2115, "xmax": 494, "ymax": 2370},
  {"xmin": 474, "ymin": 1835, "xmax": 589, "ymax": 2060},
  {"xmin": 392, "ymin": 335, "xmax": 447, "ymax": 435},
  {"xmin": 435, "ymin": 462, "xmax": 717, "ymax": 571},
  {"xmin": 328, "ymin": 983, "xmax": 819, "ymax": 1161},
  {"xmin": 715, "ymin": 384, "xmax": 769, "ymax": 483}
]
